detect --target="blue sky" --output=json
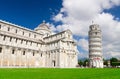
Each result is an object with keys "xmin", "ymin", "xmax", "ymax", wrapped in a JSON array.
[
  {"xmin": 0, "ymin": 0, "xmax": 120, "ymax": 59},
  {"xmin": 104, "ymin": 6, "xmax": 120, "ymax": 20},
  {"xmin": 0, "ymin": 0, "xmax": 62, "ymax": 29}
]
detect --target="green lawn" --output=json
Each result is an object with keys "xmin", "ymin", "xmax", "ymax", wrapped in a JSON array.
[{"xmin": 0, "ymin": 68, "xmax": 120, "ymax": 79}]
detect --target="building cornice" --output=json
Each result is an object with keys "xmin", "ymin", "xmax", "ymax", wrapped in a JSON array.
[
  {"xmin": 0, "ymin": 30, "xmax": 44, "ymax": 43},
  {"xmin": 0, "ymin": 19, "xmax": 43, "ymax": 35}
]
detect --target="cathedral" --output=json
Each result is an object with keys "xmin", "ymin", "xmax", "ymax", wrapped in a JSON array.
[{"xmin": 0, "ymin": 20, "xmax": 78, "ymax": 68}]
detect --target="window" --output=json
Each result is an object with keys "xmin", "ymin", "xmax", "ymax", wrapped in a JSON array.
[
  {"xmin": 90, "ymin": 27, "xmax": 92, "ymax": 30},
  {"xmin": 10, "ymin": 37, "xmax": 12, "ymax": 42},
  {"xmin": 67, "ymin": 42, "xmax": 69, "ymax": 46},
  {"xmin": 68, "ymin": 34, "xmax": 70, "ymax": 39},
  {"xmin": 95, "ymin": 32, "xmax": 97, "ymax": 35},
  {"xmin": 16, "ymin": 29, "xmax": 17, "ymax": 33},
  {"xmin": 95, "ymin": 28, "xmax": 97, "ymax": 30},
  {"xmin": 12, "ymin": 49, "xmax": 15, "ymax": 54},
  {"xmin": 16, "ymin": 38, "xmax": 18, "ymax": 43},
  {"xmin": 61, "ymin": 34, "xmax": 62, "ymax": 37},
  {"xmin": 0, "ymin": 47, "xmax": 2, "ymax": 53},
  {"xmin": 23, "ymin": 51, "xmax": 25, "ymax": 55},
  {"xmin": 33, "ymin": 52, "xmax": 35, "ymax": 56},
  {"xmin": 30, "ymin": 42, "xmax": 32, "ymax": 46},
  {"xmin": 8, "ymin": 27, "xmax": 10, "ymax": 31},
  {"xmin": 29, "ymin": 33, "xmax": 31, "ymax": 37},
  {"xmin": 3, "ymin": 36, "xmax": 6, "ymax": 41},
  {"xmin": 0, "ymin": 25, "xmax": 1, "ymax": 29},
  {"xmin": 23, "ymin": 31, "xmax": 24, "ymax": 35},
  {"xmin": 21, "ymin": 40, "xmax": 23, "ymax": 44},
  {"xmin": 41, "ymin": 53, "xmax": 42, "ymax": 57}
]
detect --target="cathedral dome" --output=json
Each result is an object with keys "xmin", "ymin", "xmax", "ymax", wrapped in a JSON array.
[
  {"xmin": 34, "ymin": 21, "xmax": 50, "ymax": 31},
  {"xmin": 34, "ymin": 21, "xmax": 52, "ymax": 36}
]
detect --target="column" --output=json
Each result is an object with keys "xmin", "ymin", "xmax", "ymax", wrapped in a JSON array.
[
  {"xmin": 18, "ymin": 48, "xmax": 22, "ymax": 67},
  {"xmin": 7, "ymin": 47, "xmax": 11, "ymax": 67},
  {"xmin": 57, "ymin": 50, "xmax": 59, "ymax": 67},
  {"xmin": 2, "ymin": 46, "xmax": 6, "ymax": 67},
  {"xmin": 0, "ymin": 46, "xmax": 4, "ymax": 67}
]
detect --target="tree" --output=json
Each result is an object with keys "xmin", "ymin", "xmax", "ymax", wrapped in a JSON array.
[
  {"xmin": 83, "ymin": 59, "xmax": 89, "ymax": 67},
  {"xmin": 110, "ymin": 57, "xmax": 118, "ymax": 67},
  {"xmin": 78, "ymin": 60, "xmax": 83, "ymax": 66},
  {"xmin": 104, "ymin": 60, "xmax": 108, "ymax": 66}
]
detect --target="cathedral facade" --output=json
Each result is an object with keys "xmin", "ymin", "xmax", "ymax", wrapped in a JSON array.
[{"xmin": 0, "ymin": 20, "xmax": 78, "ymax": 68}]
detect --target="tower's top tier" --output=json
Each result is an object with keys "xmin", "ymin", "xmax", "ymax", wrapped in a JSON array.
[{"xmin": 89, "ymin": 24, "xmax": 101, "ymax": 31}]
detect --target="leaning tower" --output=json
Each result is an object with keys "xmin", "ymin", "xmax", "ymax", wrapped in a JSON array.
[{"xmin": 89, "ymin": 24, "xmax": 103, "ymax": 68}]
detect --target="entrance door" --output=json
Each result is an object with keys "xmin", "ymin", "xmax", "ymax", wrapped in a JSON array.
[{"xmin": 52, "ymin": 60, "xmax": 55, "ymax": 67}]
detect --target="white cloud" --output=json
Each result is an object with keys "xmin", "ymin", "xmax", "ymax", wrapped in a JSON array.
[
  {"xmin": 78, "ymin": 39, "xmax": 88, "ymax": 52},
  {"xmin": 104, "ymin": 51, "xmax": 120, "ymax": 59},
  {"xmin": 53, "ymin": 13, "xmax": 63, "ymax": 22},
  {"xmin": 52, "ymin": 0, "xmax": 120, "ymax": 59},
  {"xmin": 46, "ymin": 23, "xmax": 57, "ymax": 32},
  {"xmin": 78, "ymin": 52, "xmax": 88, "ymax": 59}
]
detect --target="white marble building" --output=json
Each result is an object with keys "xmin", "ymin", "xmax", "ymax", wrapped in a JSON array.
[
  {"xmin": 89, "ymin": 24, "xmax": 103, "ymax": 68},
  {"xmin": 0, "ymin": 20, "xmax": 78, "ymax": 68}
]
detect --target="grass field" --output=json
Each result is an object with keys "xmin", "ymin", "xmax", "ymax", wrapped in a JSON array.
[{"xmin": 0, "ymin": 68, "xmax": 120, "ymax": 79}]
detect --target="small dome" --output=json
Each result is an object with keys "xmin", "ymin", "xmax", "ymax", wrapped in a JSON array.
[
  {"xmin": 34, "ymin": 21, "xmax": 50, "ymax": 31},
  {"xmin": 34, "ymin": 21, "xmax": 52, "ymax": 36}
]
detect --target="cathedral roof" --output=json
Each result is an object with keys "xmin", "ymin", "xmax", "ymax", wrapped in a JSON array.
[{"xmin": 34, "ymin": 21, "xmax": 50, "ymax": 31}]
